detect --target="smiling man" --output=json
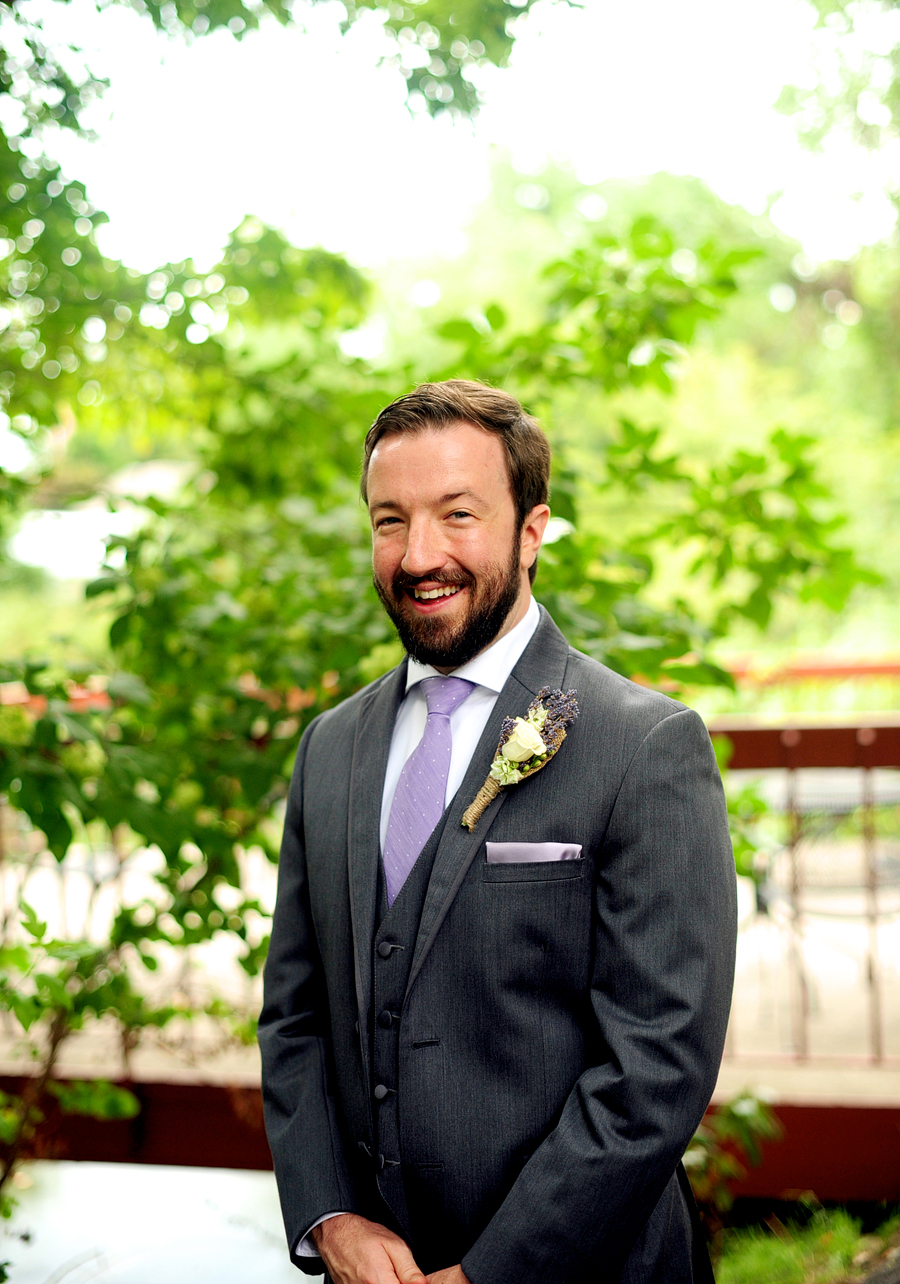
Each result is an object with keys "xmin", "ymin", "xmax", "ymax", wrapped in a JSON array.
[
  {"xmin": 259, "ymin": 380, "xmax": 736, "ymax": 1284},
  {"xmin": 368, "ymin": 413, "xmax": 544, "ymax": 672}
]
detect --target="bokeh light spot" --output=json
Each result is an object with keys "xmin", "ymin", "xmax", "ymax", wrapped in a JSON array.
[
  {"xmin": 822, "ymin": 323, "xmax": 847, "ymax": 349},
  {"xmin": 515, "ymin": 183, "xmax": 549, "ymax": 210},
  {"xmin": 409, "ymin": 279, "xmax": 441, "ymax": 307},
  {"xmin": 836, "ymin": 299, "xmax": 862, "ymax": 326},
  {"xmin": 769, "ymin": 283, "xmax": 797, "ymax": 313},
  {"xmin": 575, "ymin": 192, "xmax": 607, "ymax": 221}
]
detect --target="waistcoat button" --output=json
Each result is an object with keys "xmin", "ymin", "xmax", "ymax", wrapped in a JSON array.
[
  {"xmin": 378, "ymin": 1009, "xmax": 394, "ymax": 1029},
  {"xmin": 377, "ymin": 940, "xmax": 394, "ymax": 959}
]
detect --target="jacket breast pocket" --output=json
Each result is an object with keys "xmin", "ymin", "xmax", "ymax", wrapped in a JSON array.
[{"xmin": 483, "ymin": 857, "xmax": 586, "ymax": 883}]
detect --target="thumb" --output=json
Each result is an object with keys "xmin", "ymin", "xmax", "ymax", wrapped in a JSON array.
[{"xmin": 384, "ymin": 1240, "xmax": 427, "ymax": 1284}]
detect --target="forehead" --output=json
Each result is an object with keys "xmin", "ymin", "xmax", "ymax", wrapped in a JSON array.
[{"xmin": 366, "ymin": 422, "xmax": 510, "ymax": 503}]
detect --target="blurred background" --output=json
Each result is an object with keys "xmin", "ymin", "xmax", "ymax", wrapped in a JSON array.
[{"xmin": 0, "ymin": 0, "xmax": 899, "ymax": 1279}]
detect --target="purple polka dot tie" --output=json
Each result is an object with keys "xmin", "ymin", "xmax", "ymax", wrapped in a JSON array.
[{"xmin": 383, "ymin": 676, "xmax": 474, "ymax": 906}]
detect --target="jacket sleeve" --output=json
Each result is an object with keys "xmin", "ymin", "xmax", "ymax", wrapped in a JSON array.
[
  {"xmin": 258, "ymin": 718, "xmax": 360, "ymax": 1274},
  {"xmin": 461, "ymin": 706, "xmax": 737, "ymax": 1284}
]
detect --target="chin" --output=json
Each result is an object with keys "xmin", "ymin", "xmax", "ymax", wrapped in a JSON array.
[
  {"xmin": 374, "ymin": 535, "xmax": 524, "ymax": 671},
  {"xmin": 388, "ymin": 590, "xmax": 519, "ymax": 670}
]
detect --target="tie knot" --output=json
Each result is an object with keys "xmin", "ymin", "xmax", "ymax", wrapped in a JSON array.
[{"xmin": 421, "ymin": 675, "xmax": 474, "ymax": 718}]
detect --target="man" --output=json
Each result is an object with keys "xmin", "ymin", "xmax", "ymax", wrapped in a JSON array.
[{"xmin": 259, "ymin": 380, "xmax": 736, "ymax": 1284}]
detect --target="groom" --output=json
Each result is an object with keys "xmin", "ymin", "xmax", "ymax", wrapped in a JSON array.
[{"xmin": 259, "ymin": 380, "xmax": 736, "ymax": 1284}]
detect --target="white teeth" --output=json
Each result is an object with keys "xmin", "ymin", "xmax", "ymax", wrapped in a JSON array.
[{"xmin": 413, "ymin": 585, "xmax": 462, "ymax": 600}]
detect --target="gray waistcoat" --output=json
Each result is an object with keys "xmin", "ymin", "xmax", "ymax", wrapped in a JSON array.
[{"xmin": 369, "ymin": 810, "xmax": 450, "ymax": 1242}]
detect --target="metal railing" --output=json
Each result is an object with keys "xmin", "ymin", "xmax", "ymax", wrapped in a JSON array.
[{"xmin": 712, "ymin": 719, "xmax": 900, "ymax": 1065}]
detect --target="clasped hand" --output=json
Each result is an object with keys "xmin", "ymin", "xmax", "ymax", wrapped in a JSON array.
[{"xmin": 312, "ymin": 1213, "xmax": 470, "ymax": 1284}]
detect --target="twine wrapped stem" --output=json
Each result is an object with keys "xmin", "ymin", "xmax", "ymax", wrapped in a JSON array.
[{"xmin": 461, "ymin": 777, "xmax": 501, "ymax": 831}]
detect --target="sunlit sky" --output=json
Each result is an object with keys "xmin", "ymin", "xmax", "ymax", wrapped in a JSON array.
[{"xmin": 26, "ymin": 0, "xmax": 900, "ymax": 271}]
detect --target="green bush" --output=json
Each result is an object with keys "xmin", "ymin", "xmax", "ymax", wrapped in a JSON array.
[{"xmin": 718, "ymin": 1209, "xmax": 873, "ymax": 1284}]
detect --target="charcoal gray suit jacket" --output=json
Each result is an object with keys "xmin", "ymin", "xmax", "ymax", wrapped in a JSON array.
[{"xmin": 259, "ymin": 608, "xmax": 737, "ymax": 1283}]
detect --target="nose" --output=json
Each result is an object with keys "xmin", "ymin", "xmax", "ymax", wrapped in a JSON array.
[{"xmin": 401, "ymin": 516, "xmax": 447, "ymax": 578}]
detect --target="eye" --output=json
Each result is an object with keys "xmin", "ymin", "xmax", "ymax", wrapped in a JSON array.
[
  {"xmin": 374, "ymin": 514, "xmax": 402, "ymax": 529},
  {"xmin": 449, "ymin": 510, "xmax": 473, "ymax": 520}
]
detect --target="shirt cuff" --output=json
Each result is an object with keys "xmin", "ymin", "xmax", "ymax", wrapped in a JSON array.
[{"xmin": 295, "ymin": 1210, "xmax": 352, "ymax": 1257}]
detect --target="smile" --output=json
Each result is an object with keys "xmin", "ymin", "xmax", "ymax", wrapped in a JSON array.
[{"xmin": 412, "ymin": 585, "xmax": 463, "ymax": 601}]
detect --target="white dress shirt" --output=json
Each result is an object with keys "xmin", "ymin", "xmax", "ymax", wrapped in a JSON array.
[{"xmin": 296, "ymin": 595, "xmax": 541, "ymax": 1257}]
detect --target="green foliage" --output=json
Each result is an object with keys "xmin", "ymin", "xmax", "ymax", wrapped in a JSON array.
[
  {"xmin": 685, "ymin": 1091, "xmax": 783, "ymax": 1230},
  {"xmin": 434, "ymin": 215, "xmax": 758, "ymax": 394},
  {"xmin": 717, "ymin": 1208, "xmax": 878, "ymax": 1284},
  {"xmin": 651, "ymin": 426, "xmax": 882, "ymax": 632},
  {"xmin": 777, "ymin": 1, "xmax": 900, "ymax": 161},
  {"xmin": 0, "ymin": 132, "xmax": 141, "ymax": 415},
  {"xmin": 0, "ymin": 900, "xmax": 147, "ymax": 1190},
  {"xmin": 0, "ymin": 0, "xmax": 548, "ymax": 140},
  {"xmin": 131, "ymin": 0, "xmax": 561, "ymax": 119},
  {"xmin": 135, "ymin": 0, "xmax": 293, "ymax": 40},
  {"xmin": 0, "ymin": 898, "xmax": 168, "ymax": 1043},
  {"xmin": 711, "ymin": 737, "xmax": 771, "ymax": 882},
  {"xmin": 535, "ymin": 420, "xmax": 873, "ymax": 688},
  {"xmin": 0, "ymin": 885, "xmax": 244, "ymax": 1225},
  {"xmin": 47, "ymin": 1078, "xmax": 139, "ymax": 1119},
  {"xmin": 0, "ymin": 659, "xmax": 273, "ymax": 969},
  {"xmin": 373, "ymin": 0, "xmax": 539, "ymax": 118},
  {"xmin": 0, "ymin": 127, "xmax": 153, "ymax": 535}
]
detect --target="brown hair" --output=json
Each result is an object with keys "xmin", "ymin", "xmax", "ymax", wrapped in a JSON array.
[{"xmin": 361, "ymin": 379, "xmax": 551, "ymax": 530}]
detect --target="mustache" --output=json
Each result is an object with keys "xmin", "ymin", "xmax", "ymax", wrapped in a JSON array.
[{"xmin": 391, "ymin": 569, "xmax": 475, "ymax": 594}]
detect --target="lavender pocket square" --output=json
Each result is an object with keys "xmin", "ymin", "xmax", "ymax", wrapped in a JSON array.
[{"xmin": 485, "ymin": 842, "xmax": 583, "ymax": 865}]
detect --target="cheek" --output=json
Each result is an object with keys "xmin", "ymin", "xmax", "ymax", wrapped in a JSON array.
[
  {"xmin": 461, "ymin": 531, "xmax": 513, "ymax": 573},
  {"xmin": 372, "ymin": 538, "xmax": 403, "ymax": 581}
]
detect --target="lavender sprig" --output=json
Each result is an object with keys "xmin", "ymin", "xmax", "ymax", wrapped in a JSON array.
[{"xmin": 461, "ymin": 687, "xmax": 580, "ymax": 831}]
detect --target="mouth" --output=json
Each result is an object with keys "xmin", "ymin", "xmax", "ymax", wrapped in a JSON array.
[
  {"xmin": 411, "ymin": 585, "xmax": 464, "ymax": 601},
  {"xmin": 400, "ymin": 582, "xmax": 468, "ymax": 615}
]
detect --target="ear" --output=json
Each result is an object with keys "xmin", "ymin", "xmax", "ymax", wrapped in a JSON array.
[{"xmin": 520, "ymin": 504, "xmax": 551, "ymax": 571}]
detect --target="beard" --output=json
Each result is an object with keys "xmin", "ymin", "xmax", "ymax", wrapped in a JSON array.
[{"xmin": 373, "ymin": 535, "xmax": 523, "ymax": 670}]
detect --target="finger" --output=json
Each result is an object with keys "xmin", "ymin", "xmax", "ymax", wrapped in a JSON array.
[{"xmin": 383, "ymin": 1238, "xmax": 427, "ymax": 1284}]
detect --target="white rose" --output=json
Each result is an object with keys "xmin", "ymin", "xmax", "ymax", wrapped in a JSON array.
[{"xmin": 501, "ymin": 717, "xmax": 547, "ymax": 763}]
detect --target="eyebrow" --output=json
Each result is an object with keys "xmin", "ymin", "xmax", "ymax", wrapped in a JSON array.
[
  {"xmin": 370, "ymin": 489, "xmax": 483, "ymax": 511},
  {"xmin": 439, "ymin": 490, "xmax": 480, "ymax": 505}
]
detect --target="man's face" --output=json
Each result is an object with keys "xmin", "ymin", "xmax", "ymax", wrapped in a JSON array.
[{"xmin": 367, "ymin": 422, "xmax": 548, "ymax": 671}]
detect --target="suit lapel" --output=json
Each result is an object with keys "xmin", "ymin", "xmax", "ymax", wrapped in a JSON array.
[
  {"xmin": 347, "ymin": 660, "xmax": 407, "ymax": 1066},
  {"xmin": 405, "ymin": 608, "xmax": 572, "ymax": 1000}
]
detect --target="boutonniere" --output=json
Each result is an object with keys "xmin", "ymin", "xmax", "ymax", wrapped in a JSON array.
[{"xmin": 461, "ymin": 687, "xmax": 580, "ymax": 832}]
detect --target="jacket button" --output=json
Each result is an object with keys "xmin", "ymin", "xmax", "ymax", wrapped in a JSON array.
[
  {"xmin": 373, "ymin": 1084, "xmax": 390, "ymax": 1101},
  {"xmin": 377, "ymin": 1009, "xmax": 394, "ymax": 1029},
  {"xmin": 377, "ymin": 941, "xmax": 394, "ymax": 959}
]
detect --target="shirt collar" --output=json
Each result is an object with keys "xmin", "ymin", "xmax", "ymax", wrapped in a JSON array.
[{"xmin": 405, "ymin": 595, "xmax": 541, "ymax": 696}]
